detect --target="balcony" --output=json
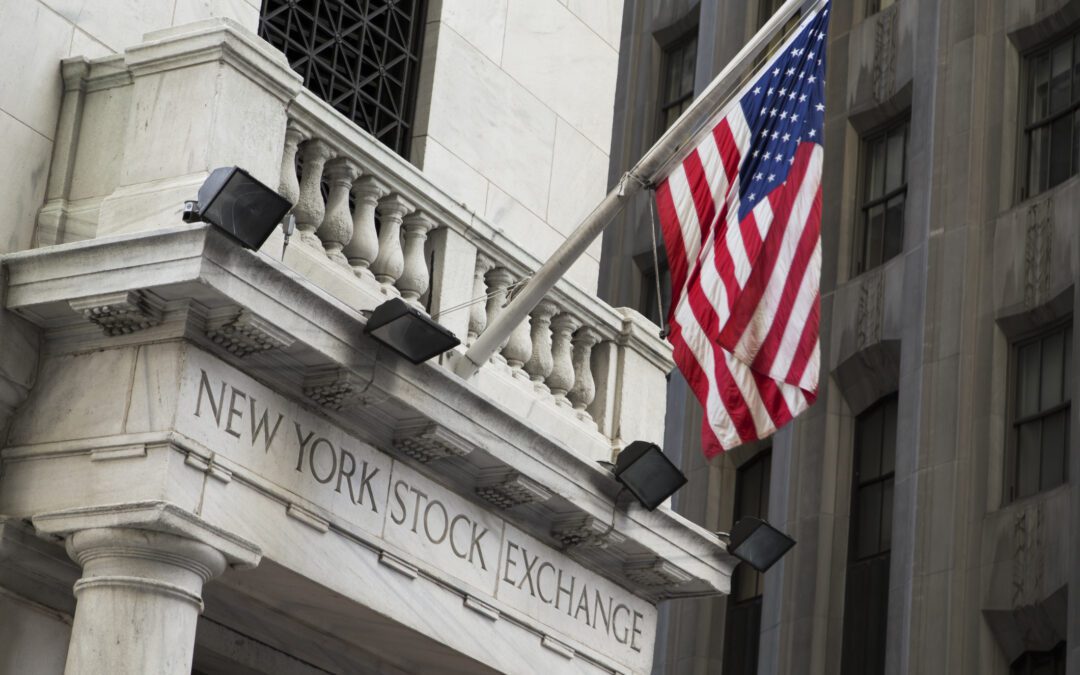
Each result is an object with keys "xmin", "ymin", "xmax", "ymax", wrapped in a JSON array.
[
  {"xmin": 32, "ymin": 17, "xmax": 673, "ymax": 463},
  {"xmin": 3, "ymin": 18, "xmax": 732, "ymax": 664}
]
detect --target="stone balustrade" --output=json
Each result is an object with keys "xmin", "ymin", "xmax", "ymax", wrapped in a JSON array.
[
  {"xmin": 276, "ymin": 91, "xmax": 675, "ymax": 451},
  {"xmin": 31, "ymin": 18, "xmax": 674, "ymax": 462}
]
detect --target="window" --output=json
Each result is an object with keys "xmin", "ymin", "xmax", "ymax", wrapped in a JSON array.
[
  {"xmin": 1010, "ymin": 642, "xmax": 1066, "ymax": 675},
  {"xmin": 637, "ymin": 254, "xmax": 670, "ymax": 326},
  {"xmin": 259, "ymin": 0, "xmax": 428, "ymax": 158},
  {"xmin": 658, "ymin": 31, "xmax": 698, "ymax": 137},
  {"xmin": 854, "ymin": 121, "xmax": 908, "ymax": 275},
  {"xmin": 866, "ymin": 0, "xmax": 896, "ymax": 16},
  {"xmin": 840, "ymin": 395, "xmax": 897, "ymax": 675},
  {"xmin": 1024, "ymin": 32, "xmax": 1080, "ymax": 198},
  {"xmin": 1009, "ymin": 322, "xmax": 1072, "ymax": 501},
  {"xmin": 723, "ymin": 450, "xmax": 772, "ymax": 675}
]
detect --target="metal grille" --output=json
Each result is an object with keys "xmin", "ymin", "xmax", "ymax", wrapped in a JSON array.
[{"xmin": 259, "ymin": 0, "xmax": 427, "ymax": 158}]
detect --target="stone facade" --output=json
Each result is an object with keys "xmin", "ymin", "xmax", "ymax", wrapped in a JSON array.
[
  {"xmin": 0, "ymin": 2, "xmax": 734, "ymax": 674},
  {"xmin": 601, "ymin": 0, "xmax": 1080, "ymax": 673}
]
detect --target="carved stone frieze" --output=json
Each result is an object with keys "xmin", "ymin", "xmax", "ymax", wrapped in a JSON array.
[
  {"xmin": 551, "ymin": 515, "xmax": 626, "ymax": 550},
  {"xmin": 872, "ymin": 6, "xmax": 898, "ymax": 104},
  {"xmin": 474, "ymin": 470, "xmax": 553, "ymax": 510},
  {"xmin": 1012, "ymin": 503, "xmax": 1046, "ymax": 609},
  {"xmin": 392, "ymin": 422, "xmax": 472, "ymax": 463},
  {"xmin": 205, "ymin": 309, "xmax": 295, "ymax": 357},
  {"xmin": 623, "ymin": 559, "xmax": 694, "ymax": 588},
  {"xmin": 69, "ymin": 290, "xmax": 164, "ymax": 336},
  {"xmin": 856, "ymin": 271, "xmax": 884, "ymax": 350},
  {"xmin": 1024, "ymin": 197, "xmax": 1053, "ymax": 309}
]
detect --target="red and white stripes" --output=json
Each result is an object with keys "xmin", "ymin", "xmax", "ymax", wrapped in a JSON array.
[{"xmin": 655, "ymin": 107, "xmax": 822, "ymax": 457}]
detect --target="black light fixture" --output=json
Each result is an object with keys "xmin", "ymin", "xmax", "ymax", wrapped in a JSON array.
[
  {"xmin": 183, "ymin": 166, "xmax": 292, "ymax": 250},
  {"xmin": 364, "ymin": 297, "xmax": 461, "ymax": 364},
  {"xmin": 610, "ymin": 440, "xmax": 688, "ymax": 511},
  {"xmin": 728, "ymin": 516, "xmax": 796, "ymax": 573}
]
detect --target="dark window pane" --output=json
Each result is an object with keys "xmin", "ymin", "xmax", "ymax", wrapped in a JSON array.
[
  {"xmin": 857, "ymin": 406, "xmax": 883, "ymax": 481},
  {"xmin": 883, "ymin": 196, "xmax": 905, "ymax": 261},
  {"xmin": 856, "ymin": 483, "xmax": 883, "ymax": 559},
  {"xmin": 1048, "ymin": 115, "xmax": 1073, "ymax": 188},
  {"xmin": 1032, "ymin": 53, "xmax": 1050, "ymax": 121},
  {"xmin": 1050, "ymin": 42, "xmax": 1072, "ymax": 114},
  {"xmin": 1040, "ymin": 328, "xmax": 1065, "ymax": 409},
  {"xmin": 1017, "ymin": 341, "xmax": 1041, "ymax": 418},
  {"xmin": 866, "ymin": 204, "xmax": 885, "ymax": 272},
  {"xmin": 1065, "ymin": 327, "xmax": 1073, "ymax": 394},
  {"xmin": 1029, "ymin": 125, "xmax": 1050, "ymax": 196},
  {"xmin": 1017, "ymin": 421, "xmax": 1041, "ymax": 499},
  {"xmin": 885, "ymin": 128, "xmax": 905, "ymax": 193},
  {"xmin": 868, "ymin": 139, "xmax": 886, "ymax": 201},
  {"xmin": 880, "ymin": 479, "xmax": 893, "ymax": 551},
  {"xmin": 1040, "ymin": 410, "xmax": 1067, "ymax": 490},
  {"xmin": 881, "ymin": 400, "xmax": 897, "ymax": 475}
]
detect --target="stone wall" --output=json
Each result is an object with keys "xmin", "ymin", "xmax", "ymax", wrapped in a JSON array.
[{"xmin": 412, "ymin": 0, "xmax": 624, "ymax": 292}]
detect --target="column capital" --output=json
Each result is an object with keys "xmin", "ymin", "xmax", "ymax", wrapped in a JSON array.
[{"xmin": 33, "ymin": 500, "xmax": 261, "ymax": 570}]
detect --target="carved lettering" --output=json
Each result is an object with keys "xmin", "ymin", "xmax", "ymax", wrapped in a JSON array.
[
  {"xmin": 451, "ymin": 514, "xmax": 472, "ymax": 560},
  {"xmin": 249, "ymin": 396, "xmax": 284, "ymax": 451},
  {"xmin": 536, "ymin": 562, "xmax": 555, "ymax": 604},
  {"xmin": 355, "ymin": 461, "xmax": 380, "ymax": 512},
  {"xmin": 631, "ymin": 610, "xmax": 644, "ymax": 652},
  {"xmin": 294, "ymin": 423, "xmax": 315, "ymax": 472},
  {"xmin": 224, "ymin": 388, "xmax": 247, "ymax": 438},
  {"xmin": 612, "ymin": 604, "xmax": 630, "ymax": 645},
  {"xmin": 195, "ymin": 369, "xmax": 227, "ymax": 424}
]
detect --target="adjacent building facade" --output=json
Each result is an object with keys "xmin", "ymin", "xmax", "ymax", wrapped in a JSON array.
[
  {"xmin": 600, "ymin": 0, "xmax": 1079, "ymax": 673},
  {"xmin": 0, "ymin": 2, "xmax": 735, "ymax": 674}
]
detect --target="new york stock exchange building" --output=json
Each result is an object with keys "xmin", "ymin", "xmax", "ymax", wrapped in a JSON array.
[{"xmin": 0, "ymin": 1, "xmax": 738, "ymax": 674}]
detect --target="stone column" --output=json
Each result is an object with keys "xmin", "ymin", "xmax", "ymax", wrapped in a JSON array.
[
  {"xmin": 294, "ymin": 139, "xmax": 334, "ymax": 250},
  {"xmin": 371, "ymin": 194, "xmax": 415, "ymax": 291},
  {"xmin": 33, "ymin": 502, "xmax": 260, "ymax": 675},
  {"xmin": 398, "ymin": 211, "xmax": 437, "ymax": 307},
  {"xmin": 317, "ymin": 157, "xmax": 360, "ymax": 268},
  {"xmin": 344, "ymin": 176, "xmax": 387, "ymax": 283}
]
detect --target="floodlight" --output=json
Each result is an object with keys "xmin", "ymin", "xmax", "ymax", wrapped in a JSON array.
[
  {"xmin": 728, "ymin": 516, "xmax": 796, "ymax": 573},
  {"xmin": 183, "ymin": 166, "xmax": 292, "ymax": 250},
  {"xmin": 364, "ymin": 298, "xmax": 461, "ymax": 364},
  {"xmin": 612, "ymin": 441, "xmax": 688, "ymax": 510}
]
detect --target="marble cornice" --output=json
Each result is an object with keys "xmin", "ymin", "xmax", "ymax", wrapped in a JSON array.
[{"xmin": 1, "ymin": 224, "xmax": 735, "ymax": 600}]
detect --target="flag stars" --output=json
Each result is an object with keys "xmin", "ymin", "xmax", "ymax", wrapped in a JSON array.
[
  {"xmin": 753, "ymin": 86, "xmax": 762, "ymax": 95},
  {"xmin": 754, "ymin": 172, "xmax": 764, "ymax": 181},
  {"xmin": 773, "ymin": 67, "xmax": 781, "ymax": 76},
  {"xmin": 763, "ymin": 152, "xmax": 771, "ymax": 161},
  {"xmin": 815, "ymin": 102, "xmax": 825, "ymax": 111},
  {"xmin": 782, "ymin": 132, "xmax": 791, "ymax": 142},
  {"xmin": 779, "ymin": 111, "xmax": 788, "ymax": 120},
  {"xmin": 799, "ymin": 94, "xmax": 808, "ymax": 102},
  {"xmin": 808, "ymin": 75, "xmax": 817, "ymax": 84},
  {"xmin": 791, "ymin": 114, "xmax": 799, "ymax": 122},
  {"xmin": 808, "ymin": 129, "xmax": 817, "ymax": 138},
  {"xmin": 768, "ymin": 174, "xmax": 776, "ymax": 182},
  {"xmin": 786, "ymin": 67, "xmax": 796, "ymax": 76}
]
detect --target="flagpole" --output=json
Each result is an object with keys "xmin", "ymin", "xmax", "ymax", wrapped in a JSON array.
[{"xmin": 452, "ymin": 0, "xmax": 818, "ymax": 380}]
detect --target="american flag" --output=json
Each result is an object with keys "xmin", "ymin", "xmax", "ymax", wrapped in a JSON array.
[{"xmin": 655, "ymin": 2, "xmax": 830, "ymax": 457}]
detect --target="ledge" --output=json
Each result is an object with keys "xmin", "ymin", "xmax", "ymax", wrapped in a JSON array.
[{"xmin": 2, "ymin": 225, "xmax": 735, "ymax": 601}]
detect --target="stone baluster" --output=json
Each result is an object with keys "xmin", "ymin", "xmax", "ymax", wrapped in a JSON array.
[
  {"xmin": 568, "ymin": 327, "xmax": 602, "ymax": 423},
  {"xmin": 371, "ymin": 194, "xmax": 414, "ymax": 292},
  {"xmin": 484, "ymin": 267, "xmax": 514, "ymax": 363},
  {"xmin": 316, "ymin": 157, "xmax": 360, "ymax": 267},
  {"xmin": 344, "ymin": 176, "xmax": 387, "ymax": 283},
  {"xmin": 398, "ymin": 212, "xmax": 437, "ymax": 308},
  {"xmin": 548, "ymin": 313, "xmax": 581, "ymax": 407},
  {"xmin": 524, "ymin": 300, "xmax": 559, "ymax": 394},
  {"xmin": 293, "ymin": 139, "xmax": 334, "ymax": 249},
  {"xmin": 502, "ymin": 283, "xmax": 533, "ymax": 380},
  {"xmin": 277, "ymin": 123, "xmax": 304, "ymax": 207},
  {"xmin": 467, "ymin": 254, "xmax": 495, "ymax": 345}
]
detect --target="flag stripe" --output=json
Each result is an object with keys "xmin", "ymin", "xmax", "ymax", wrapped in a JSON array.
[{"xmin": 655, "ymin": 1, "xmax": 830, "ymax": 454}]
